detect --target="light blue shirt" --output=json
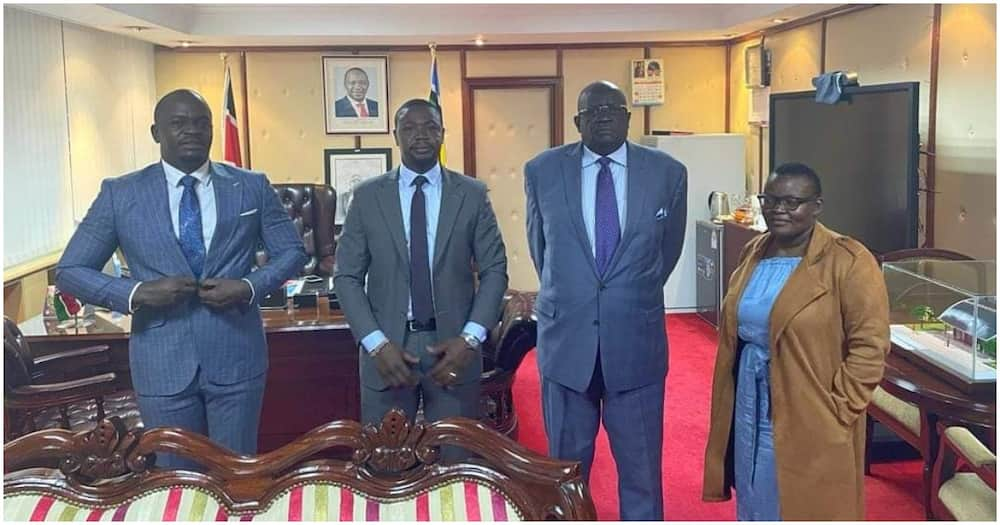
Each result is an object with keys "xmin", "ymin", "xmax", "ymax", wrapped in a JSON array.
[
  {"xmin": 581, "ymin": 143, "xmax": 628, "ymax": 257},
  {"xmin": 360, "ymin": 163, "xmax": 487, "ymax": 353}
]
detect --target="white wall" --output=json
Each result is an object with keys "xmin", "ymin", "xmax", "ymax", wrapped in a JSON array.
[{"xmin": 3, "ymin": 7, "xmax": 157, "ymax": 269}]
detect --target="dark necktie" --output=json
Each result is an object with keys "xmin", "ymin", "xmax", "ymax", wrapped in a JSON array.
[
  {"xmin": 409, "ymin": 175, "xmax": 435, "ymax": 322},
  {"xmin": 594, "ymin": 157, "xmax": 621, "ymax": 275},
  {"xmin": 178, "ymin": 175, "xmax": 205, "ymax": 277}
]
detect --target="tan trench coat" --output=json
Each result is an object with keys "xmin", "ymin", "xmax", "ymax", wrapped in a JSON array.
[{"xmin": 702, "ymin": 223, "xmax": 890, "ymax": 520}]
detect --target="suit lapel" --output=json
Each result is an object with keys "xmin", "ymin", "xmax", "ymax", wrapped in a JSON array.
[
  {"xmin": 203, "ymin": 162, "xmax": 243, "ymax": 276},
  {"xmin": 135, "ymin": 163, "xmax": 195, "ymax": 276},
  {"xmin": 768, "ymin": 225, "xmax": 834, "ymax": 348},
  {"xmin": 375, "ymin": 168, "xmax": 409, "ymax": 266},
  {"xmin": 604, "ymin": 142, "xmax": 651, "ymax": 277},
  {"xmin": 561, "ymin": 144, "xmax": 599, "ymax": 278},
  {"xmin": 433, "ymin": 169, "xmax": 466, "ymax": 271}
]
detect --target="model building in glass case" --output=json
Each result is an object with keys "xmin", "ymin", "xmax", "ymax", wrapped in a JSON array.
[{"xmin": 884, "ymin": 260, "xmax": 996, "ymax": 393}]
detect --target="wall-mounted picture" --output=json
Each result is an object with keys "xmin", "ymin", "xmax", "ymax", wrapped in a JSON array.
[
  {"xmin": 324, "ymin": 148, "xmax": 392, "ymax": 224},
  {"xmin": 322, "ymin": 56, "xmax": 389, "ymax": 134}
]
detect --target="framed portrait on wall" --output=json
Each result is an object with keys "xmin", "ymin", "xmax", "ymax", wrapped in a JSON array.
[
  {"xmin": 324, "ymin": 148, "xmax": 393, "ymax": 224},
  {"xmin": 322, "ymin": 56, "xmax": 389, "ymax": 134}
]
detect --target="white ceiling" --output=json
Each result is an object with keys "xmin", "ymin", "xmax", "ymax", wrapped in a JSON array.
[{"xmin": 13, "ymin": 3, "xmax": 839, "ymax": 48}]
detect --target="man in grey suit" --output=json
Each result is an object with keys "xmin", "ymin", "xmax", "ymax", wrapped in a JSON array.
[
  {"xmin": 56, "ymin": 90, "xmax": 306, "ymax": 465},
  {"xmin": 334, "ymin": 99, "xmax": 507, "ymax": 433},
  {"xmin": 524, "ymin": 81, "xmax": 687, "ymax": 520}
]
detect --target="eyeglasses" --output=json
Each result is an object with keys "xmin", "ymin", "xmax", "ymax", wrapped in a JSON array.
[
  {"xmin": 757, "ymin": 193, "xmax": 820, "ymax": 211},
  {"xmin": 578, "ymin": 104, "xmax": 629, "ymax": 118}
]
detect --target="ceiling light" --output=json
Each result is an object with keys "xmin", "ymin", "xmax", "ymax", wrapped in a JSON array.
[
  {"xmin": 474, "ymin": 36, "xmax": 485, "ymax": 47},
  {"xmin": 179, "ymin": 41, "xmax": 192, "ymax": 48},
  {"xmin": 771, "ymin": 17, "xmax": 789, "ymax": 24},
  {"xmin": 123, "ymin": 25, "xmax": 150, "ymax": 32}
]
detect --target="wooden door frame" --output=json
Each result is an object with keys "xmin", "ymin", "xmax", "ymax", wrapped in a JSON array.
[{"xmin": 462, "ymin": 76, "xmax": 563, "ymax": 177}]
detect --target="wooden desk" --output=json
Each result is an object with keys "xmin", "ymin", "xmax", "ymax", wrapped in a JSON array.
[{"xmin": 17, "ymin": 304, "xmax": 358, "ymax": 453}]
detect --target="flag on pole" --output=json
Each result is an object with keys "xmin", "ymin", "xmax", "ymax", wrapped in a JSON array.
[
  {"xmin": 428, "ymin": 44, "xmax": 446, "ymax": 167},
  {"xmin": 222, "ymin": 63, "xmax": 243, "ymax": 167}
]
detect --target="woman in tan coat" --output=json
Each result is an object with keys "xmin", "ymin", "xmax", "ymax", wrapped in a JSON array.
[{"xmin": 702, "ymin": 163, "xmax": 890, "ymax": 520}]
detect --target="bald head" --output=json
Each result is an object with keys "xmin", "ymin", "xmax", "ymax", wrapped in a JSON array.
[{"xmin": 577, "ymin": 81, "xmax": 626, "ymax": 112}]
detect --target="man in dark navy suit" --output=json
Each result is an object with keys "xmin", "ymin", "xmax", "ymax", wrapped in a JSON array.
[{"xmin": 334, "ymin": 67, "xmax": 379, "ymax": 118}]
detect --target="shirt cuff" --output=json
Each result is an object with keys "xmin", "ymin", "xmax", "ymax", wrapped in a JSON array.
[
  {"xmin": 241, "ymin": 278, "xmax": 255, "ymax": 304},
  {"xmin": 127, "ymin": 282, "xmax": 142, "ymax": 314},
  {"xmin": 361, "ymin": 330, "xmax": 389, "ymax": 353},
  {"xmin": 461, "ymin": 322, "xmax": 488, "ymax": 344}
]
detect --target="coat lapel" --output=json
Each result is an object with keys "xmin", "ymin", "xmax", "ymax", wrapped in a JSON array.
[
  {"xmin": 604, "ymin": 142, "xmax": 651, "ymax": 277},
  {"xmin": 202, "ymin": 162, "xmax": 243, "ymax": 276},
  {"xmin": 375, "ymin": 168, "xmax": 409, "ymax": 266},
  {"xmin": 433, "ymin": 169, "xmax": 466, "ymax": 271},
  {"xmin": 768, "ymin": 224, "xmax": 834, "ymax": 348},
  {"xmin": 135, "ymin": 163, "xmax": 193, "ymax": 276},
  {"xmin": 561, "ymin": 143, "xmax": 599, "ymax": 278}
]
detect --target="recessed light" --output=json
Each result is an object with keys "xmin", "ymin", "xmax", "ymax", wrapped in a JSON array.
[
  {"xmin": 723, "ymin": 33, "xmax": 736, "ymax": 38},
  {"xmin": 123, "ymin": 25, "xmax": 150, "ymax": 32},
  {"xmin": 771, "ymin": 17, "xmax": 789, "ymax": 24},
  {"xmin": 179, "ymin": 41, "xmax": 192, "ymax": 48},
  {"xmin": 474, "ymin": 35, "xmax": 485, "ymax": 47}
]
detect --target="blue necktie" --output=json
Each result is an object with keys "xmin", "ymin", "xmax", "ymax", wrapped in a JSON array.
[
  {"xmin": 409, "ymin": 175, "xmax": 435, "ymax": 323},
  {"xmin": 178, "ymin": 175, "xmax": 205, "ymax": 277},
  {"xmin": 594, "ymin": 157, "xmax": 621, "ymax": 275}
]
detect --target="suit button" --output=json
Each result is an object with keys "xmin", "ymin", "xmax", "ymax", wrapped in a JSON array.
[
  {"xmin": 592, "ymin": 320, "xmax": 599, "ymax": 326},
  {"xmin": 599, "ymin": 284, "xmax": 606, "ymax": 291}
]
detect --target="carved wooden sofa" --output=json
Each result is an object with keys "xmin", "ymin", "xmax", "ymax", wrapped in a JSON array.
[
  {"xmin": 4, "ymin": 409, "xmax": 595, "ymax": 521},
  {"xmin": 478, "ymin": 291, "xmax": 536, "ymax": 437}
]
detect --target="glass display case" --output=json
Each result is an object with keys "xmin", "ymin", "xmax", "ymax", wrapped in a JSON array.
[{"xmin": 884, "ymin": 260, "xmax": 996, "ymax": 395}]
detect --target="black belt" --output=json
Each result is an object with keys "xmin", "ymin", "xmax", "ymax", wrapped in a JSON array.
[{"xmin": 407, "ymin": 318, "xmax": 436, "ymax": 332}]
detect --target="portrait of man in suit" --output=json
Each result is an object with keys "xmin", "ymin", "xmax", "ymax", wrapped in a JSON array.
[
  {"xmin": 55, "ymin": 89, "xmax": 306, "ymax": 467},
  {"xmin": 334, "ymin": 99, "xmax": 508, "ymax": 453},
  {"xmin": 334, "ymin": 67, "xmax": 379, "ymax": 118},
  {"xmin": 524, "ymin": 80, "xmax": 688, "ymax": 520}
]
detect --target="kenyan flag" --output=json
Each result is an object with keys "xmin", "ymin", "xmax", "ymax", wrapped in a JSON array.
[{"xmin": 53, "ymin": 290, "xmax": 82, "ymax": 321}]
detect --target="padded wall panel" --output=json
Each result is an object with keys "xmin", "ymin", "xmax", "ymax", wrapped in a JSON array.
[
  {"xmin": 934, "ymin": 3, "xmax": 996, "ymax": 258},
  {"xmin": 649, "ymin": 46, "xmax": 726, "ymax": 134}
]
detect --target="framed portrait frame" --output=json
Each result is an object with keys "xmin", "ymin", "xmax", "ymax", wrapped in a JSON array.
[
  {"xmin": 324, "ymin": 148, "xmax": 393, "ymax": 224},
  {"xmin": 322, "ymin": 56, "xmax": 390, "ymax": 134}
]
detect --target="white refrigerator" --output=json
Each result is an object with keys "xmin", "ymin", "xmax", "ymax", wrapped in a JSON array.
[{"xmin": 641, "ymin": 134, "xmax": 747, "ymax": 311}]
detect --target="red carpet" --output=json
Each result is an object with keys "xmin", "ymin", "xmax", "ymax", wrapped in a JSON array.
[{"xmin": 511, "ymin": 313, "xmax": 925, "ymax": 521}]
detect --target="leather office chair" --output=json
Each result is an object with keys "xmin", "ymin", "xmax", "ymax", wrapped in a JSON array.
[
  {"xmin": 479, "ymin": 290, "xmax": 536, "ymax": 437},
  {"xmin": 256, "ymin": 184, "xmax": 337, "ymax": 277},
  {"xmin": 3, "ymin": 317, "xmax": 141, "ymax": 441},
  {"xmin": 866, "ymin": 248, "xmax": 974, "ymax": 518},
  {"xmin": 930, "ymin": 425, "xmax": 996, "ymax": 520}
]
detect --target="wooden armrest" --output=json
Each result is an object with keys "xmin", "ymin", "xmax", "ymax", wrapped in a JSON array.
[
  {"xmin": 33, "ymin": 345, "xmax": 110, "ymax": 367},
  {"xmin": 7, "ymin": 372, "xmax": 118, "ymax": 409},
  {"xmin": 944, "ymin": 427, "xmax": 996, "ymax": 469}
]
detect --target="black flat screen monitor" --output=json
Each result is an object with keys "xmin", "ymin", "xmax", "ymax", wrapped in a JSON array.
[{"xmin": 769, "ymin": 82, "xmax": 920, "ymax": 254}]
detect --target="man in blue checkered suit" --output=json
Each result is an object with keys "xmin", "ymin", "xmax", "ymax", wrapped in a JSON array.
[{"xmin": 56, "ymin": 90, "xmax": 306, "ymax": 465}]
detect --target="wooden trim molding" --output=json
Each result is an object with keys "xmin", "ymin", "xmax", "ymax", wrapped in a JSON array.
[
  {"xmin": 460, "ymin": 49, "xmax": 472, "ymax": 175},
  {"xmin": 239, "ymin": 51, "xmax": 252, "ymax": 169},
  {"xmin": 925, "ymin": 3, "xmax": 942, "ymax": 247},
  {"xmin": 643, "ymin": 46, "xmax": 652, "ymax": 135},
  {"xmin": 724, "ymin": 42, "xmax": 731, "ymax": 133},
  {"xmin": 4, "ymin": 251, "xmax": 61, "ymax": 282},
  {"xmin": 820, "ymin": 18, "xmax": 828, "ymax": 73},
  {"xmin": 462, "ymin": 76, "xmax": 562, "ymax": 177},
  {"xmin": 160, "ymin": 40, "xmax": 727, "ymax": 55}
]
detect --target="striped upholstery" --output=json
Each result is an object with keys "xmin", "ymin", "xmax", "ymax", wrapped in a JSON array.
[{"xmin": 4, "ymin": 480, "xmax": 522, "ymax": 521}]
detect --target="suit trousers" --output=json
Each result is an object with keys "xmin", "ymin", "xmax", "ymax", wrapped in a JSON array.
[
  {"xmin": 360, "ymin": 330, "xmax": 480, "ymax": 461},
  {"xmin": 541, "ymin": 354, "xmax": 665, "ymax": 521},
  {"xmin": 136, "ymin": 368, "xmax": 266, "ymax": 469}
]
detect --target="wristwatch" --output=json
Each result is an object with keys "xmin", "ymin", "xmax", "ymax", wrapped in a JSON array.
[{"xmin": 460, "ymin": 332, "xmax": 482, "ymax": 352}]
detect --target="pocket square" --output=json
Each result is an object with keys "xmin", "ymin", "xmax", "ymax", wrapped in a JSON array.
[
  {"xmin": 655, "ymin": 207, "xmax": 668, "ymax": 221},
  {"xmin": 239, "ymin": 208, "xmax": 259, "ymax": 217}
]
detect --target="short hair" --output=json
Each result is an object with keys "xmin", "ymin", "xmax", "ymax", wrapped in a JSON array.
[
  {"xmin": 153, "ymin": 89, "xmax": 209, "ymax": 123},
  {"xmin": 393, "ymin": 98, "xmax": 442, "ymax": 128},
  {"xmin": 343, "ymin": 67, "xmax": 368, "ymax": 81},
  {"xmin": 770, "ymin": 162, "xmax": 822, "ymax": 195}
]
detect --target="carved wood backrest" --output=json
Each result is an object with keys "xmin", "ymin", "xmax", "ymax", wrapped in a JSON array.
[
  {"xmin": 4, "ymin": 410, "xmax": 595, "ymax": 521},
  {"xmin": 4, "ymin": 316, "xmax": 34, "ymax": 390}
]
